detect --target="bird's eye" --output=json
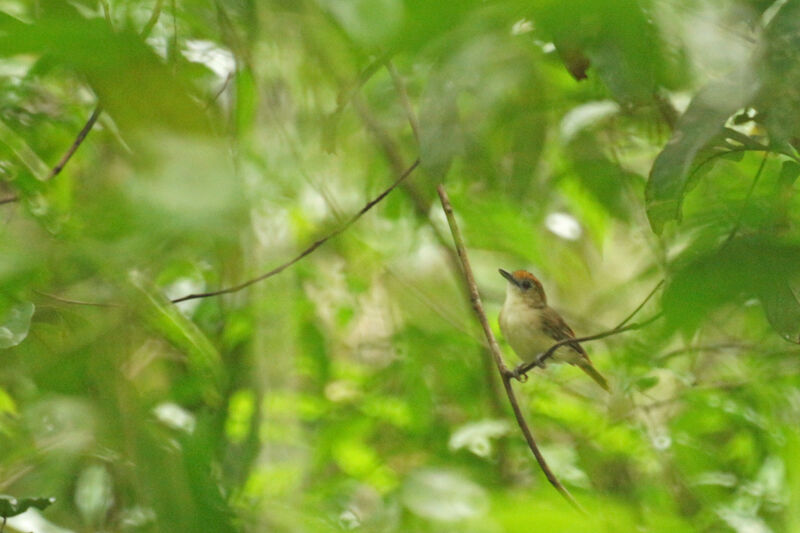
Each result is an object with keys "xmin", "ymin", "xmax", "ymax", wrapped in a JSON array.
[{"xmin": 521, "ymin": 280, "xmax": 532, "ymax": 289}]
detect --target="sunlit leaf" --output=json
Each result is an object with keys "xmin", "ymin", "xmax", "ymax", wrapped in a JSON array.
[
  {"xmin": 0, "ymin": 301, "xmax": 34, "ymax": 349},
  {"xmin": 401, "ymin": 469, "xmax": 488, "ymax": 521},
  {"xmin": 75, "ymin": 465, "xmax": 113, "ymax": 526},
  {"xmin": 448, "ymin": 419, "xmax": 510, "ymax": 457}
]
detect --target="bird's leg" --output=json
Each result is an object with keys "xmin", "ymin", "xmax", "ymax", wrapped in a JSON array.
[
  {"xmin": 511, "ymin": 365, "xmax": 529, "ymax": 382},
  {"xmin": 512, "ymin": 355, "xmax": 547, "ymax": 381}
]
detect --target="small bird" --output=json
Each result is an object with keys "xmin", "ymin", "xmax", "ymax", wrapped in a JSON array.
[{"xmin": 498, "ymin": 269, "xmax": 609, "ymax": 392}]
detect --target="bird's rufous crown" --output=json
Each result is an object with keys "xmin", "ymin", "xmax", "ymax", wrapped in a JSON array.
[
  {"xmin": 510, "ymin": 270, "xmax": 546, "ymax": 302},
  {"xmin": 512, "ymin": 270, "xmax": 540, "ymax": 283}
]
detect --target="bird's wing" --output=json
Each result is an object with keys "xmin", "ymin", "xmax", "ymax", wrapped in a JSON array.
[{"xmin": 540, "ymin": 307, "xmax": 589, "ymax": 357}]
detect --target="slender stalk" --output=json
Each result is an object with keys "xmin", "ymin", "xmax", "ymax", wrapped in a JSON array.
[
  {"xmin": 436, "ymin": 184, "xmax": 585, "ymax": 513},
  {"xmin": 722, "ymin": 149, "xmax": 770, "ymax": 247},
  {"xmin": 171, "ymin": 159, "xmax": 420, "ymax": 303}
]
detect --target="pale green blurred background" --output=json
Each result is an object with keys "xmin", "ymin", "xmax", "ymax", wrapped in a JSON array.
[{"xmin": 1, "ymin": 1, "xmax": 800, "ymax": 532}]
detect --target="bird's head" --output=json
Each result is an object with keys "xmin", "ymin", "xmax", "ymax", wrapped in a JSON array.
[{"xmin": 499, "ymin": 269, "xmax": 547, "ymax": 307}]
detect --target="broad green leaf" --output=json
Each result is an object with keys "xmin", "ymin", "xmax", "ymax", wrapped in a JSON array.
[
  {"xmin": 761, "ymin": 279, "xmax": 800, "ymax": 343},
  {"xmin": 663, "ymin": 237, "xmax": 800, "ymax": 337},
  {"xmin": 418, "ymin": 80, "xmax": 461, "ymax": 178},
  {"xmin": 129, "ymin": 272, "xmax": 223, "ymax": 406},
  {"xmin": 531, "ymin": 0, "xmax": 671, "ymax": 102},
  {"xmin": 756, "ymin": 0, "xmax": 800, "ymax": 143},
  {"xmin": 418, "ymin": 13, "xmax": 540, "ymax": 179},
  {"xmin": 0, "ymin": 12, "xmax": 209, "ymax": 134},
  {"xmin": 779, "ymin": 160, "xmax": 800, "ymax": 187},
  {"xmin": 645, "ymin": 74, "xmax": 759, "ymax": 233},
  {"xmin": 318, "ymin": 0, "xmax": 402, "ymax": 47}
]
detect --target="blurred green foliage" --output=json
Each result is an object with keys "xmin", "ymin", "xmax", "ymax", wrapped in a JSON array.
[{"xmin": 1, "ymin": 0, "xmax": 800, "ymax": 532}]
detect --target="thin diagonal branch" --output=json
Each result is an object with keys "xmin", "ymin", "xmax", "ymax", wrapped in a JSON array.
[
  {"xmin": 171, "ymin": 159, "xmax": 420, "ymax": 303},
  {"xmin": 34, "ymin": 290, "xmax": 121, "ymax": 308},
  {"xmin": 45, "ymin": 106, "xmax": 103, "ymax": 182},
  {"xmin": 614, "ymin": 279, "xmax": 665, "ymax": 330},
  {"xmin": 722, "ymin": 149, "xmax": 769, "ymax": 247},
  {"xmin": 437, "ymin": 184, "xmax": 585, "ymax": 514},
  {"xmin": 1, "ymin": 105, "xmax": 100, "ymax": 208},
  {"xmin": 140, "ymin": 0, "xmax": 164, "ymax": 38},
  {"xmin": 386, "ymin": 61, "xmax": 419, "ymax": 144}
]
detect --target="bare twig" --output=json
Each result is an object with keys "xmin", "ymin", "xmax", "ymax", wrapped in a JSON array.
[
  {"xmin": 657, "ymin": 342, "xmax": 752, "ymax": 362},
  {"xmin": 46, "ymin": 106, "xmax": 103, "ymax": 181},
  {"xmin": 0, "ymin": 106, "xmax": 101, "ymax": 208},
  {"xmin": 34, "ymin": 290, "xmax": 121, "ymax": 308},
  {"xmin": 206, "ymin": 71, "xmax": 234, "ymax": 108},
  {"xmin": 517, "ymin": 281, "xmax": 665, "ymax": 376},
  {"xmin": 332, "ymin": 50, "xmax": 394, "ymax": 117},
  {"xmin": 171, "ymin": 159, "xmax": 420, "ymax": 303},
  {"xmin": 140, "ymin": 0, "xmax": 164, "ymax": 38},
  {"xmin": 436, "ymin": 184, "xmax": 585, "ymax": 513},
  {"xmin": 614, "ymin": 279, "xmax": 665, "ymax": 330},
  {"xmin": 722, "ymin": 149, "xmax": 769, "ymax": 247},
  {"xmin": 386, "ymin": 61, "xmax": 420, "ymax": 143}
]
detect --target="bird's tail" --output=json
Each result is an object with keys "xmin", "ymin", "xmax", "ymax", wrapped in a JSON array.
[{"xmin": 577, "ymin": 360, "xmax": 610, "ymax": 392}]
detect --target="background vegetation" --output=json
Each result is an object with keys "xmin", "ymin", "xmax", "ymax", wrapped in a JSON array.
[{"xmin": 2, "ymin": 0, "xmax": 800, "ymax": 531}]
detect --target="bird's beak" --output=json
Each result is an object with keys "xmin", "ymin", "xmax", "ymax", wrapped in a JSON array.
[{"xmin": 498, "ymin": 269, "xmax": 519, "ymax": 287}]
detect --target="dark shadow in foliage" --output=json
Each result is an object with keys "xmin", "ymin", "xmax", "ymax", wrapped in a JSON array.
[{"xmin": 663, "ymin": 236, "xmax": 800, "ymax": 341}]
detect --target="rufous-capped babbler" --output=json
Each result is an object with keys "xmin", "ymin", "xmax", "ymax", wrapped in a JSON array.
[{"xmin": 498, "ymin": 269, "xmax": 609, "ymax": 392}]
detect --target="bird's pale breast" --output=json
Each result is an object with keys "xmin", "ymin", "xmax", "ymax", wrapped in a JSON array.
[{"xmin": 500, "ymin": 299, "xmax": 581, "ymax": 365}]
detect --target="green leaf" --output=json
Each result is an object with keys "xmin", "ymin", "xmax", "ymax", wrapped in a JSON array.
[
  {"xmin": 0, "ymin": 495, "xmax": 55, "ymax": 518},
  {"xmin": 532, "ymin": 0, "xmax": 671, "ymax": 102},
  {"xmin": 419, "ymin": 71, "xmax": 462, "ymax": 178},
  {"xmin": 779, "ymin": 160, "xmax": 800, "ymax": 187},
  {"xmin": 129, "ymin": 272, "xmax": 224, "ymax": 406},
  {"xmin": 756, "ymin": 0, "xmax": 800, "ymax": 143},
  {"xmin": 761, "ymin": 279, "xmax": 800, "ymax": 343},
  {"xmin": 0, "ymin": 387, "xmax": 17, "ymax": 416},
  {"xmin": 0, "ymin": 301, "xmax": 34, "ymax": 349},
  {"xmin": 0, "ymin": 118, "xmax": 49, "ymax": 180},
  {"xmin": 0, "ymin": 13, "xmax": 209, "ymax": 134},
  {"xmin": 645, "ymin": 74, "xmax": 759, "ymax": 233},
  {"xmin": 318, "ymin": 0, "xmax": 403, "ymax": 47},
  {"xmin": 634, "ymin": 376, "xmax": 659, "ymax": 391},
  {"xmin": 663, "ymin": 237, "xmax": 800, "ymax": 337}
]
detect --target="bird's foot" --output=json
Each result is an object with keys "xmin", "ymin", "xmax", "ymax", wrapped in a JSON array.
[{"xmin": 511, "ymin": 364, "xmax": 529, "ymax": 382}]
